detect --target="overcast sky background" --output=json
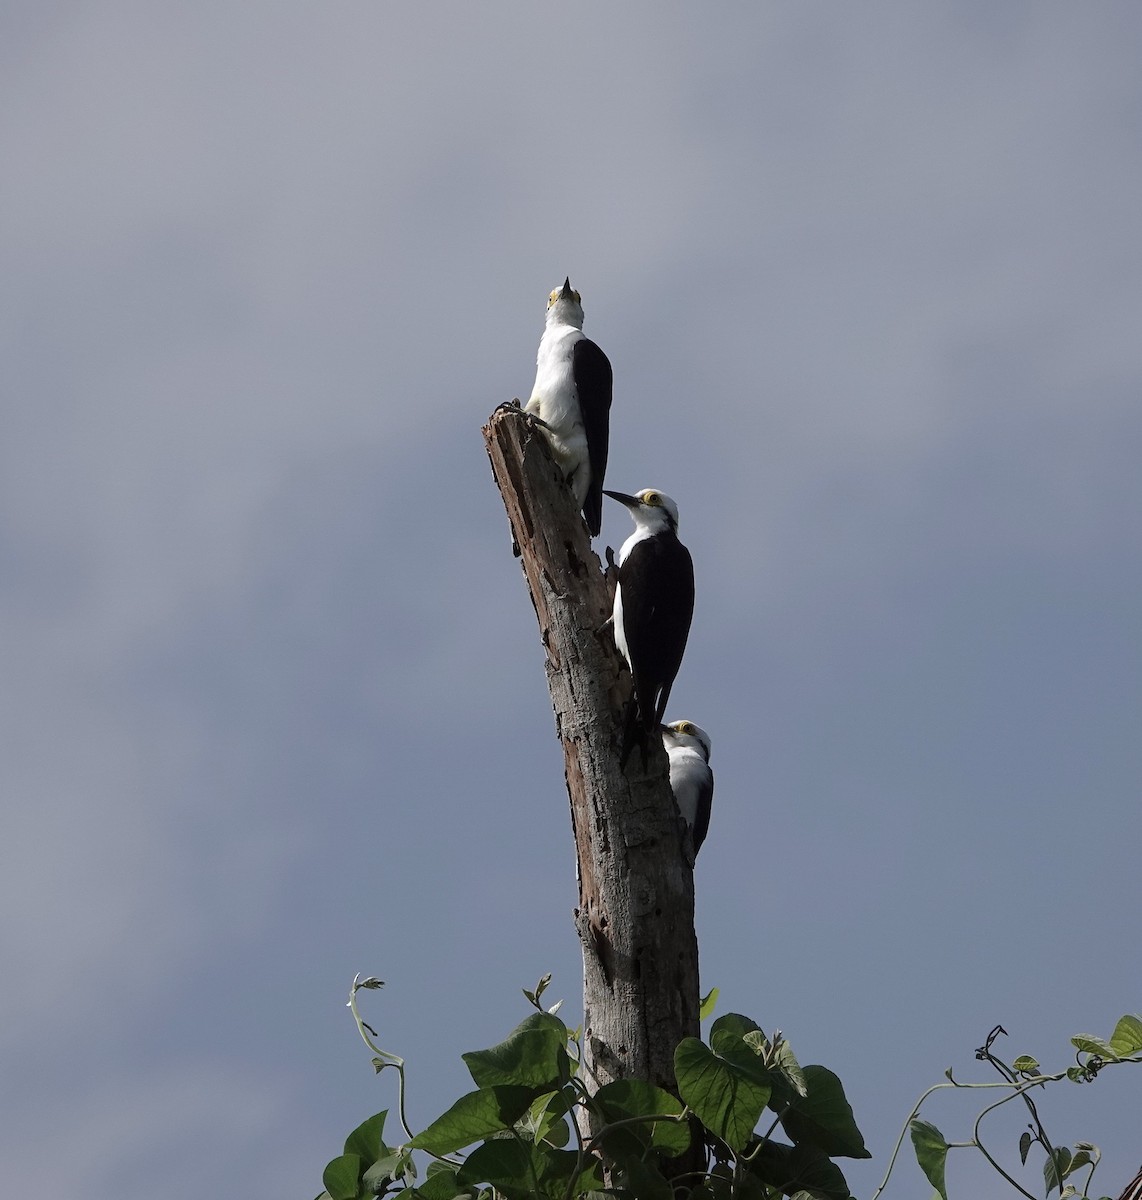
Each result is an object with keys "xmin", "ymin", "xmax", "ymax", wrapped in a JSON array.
[{"xmin": 2, "ymin": 4, "xmax": 1140, "ymax": 1198}]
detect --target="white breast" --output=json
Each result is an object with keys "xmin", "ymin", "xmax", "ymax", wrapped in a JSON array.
[
  {"xmin": 525, "ymin": 325, "xmax": 588, "ymax": 477},
  {"xmin": 611, "ymin": 525, "xmax": 652, "ymax": 671},
  {"xmin": 668, "ymin": 749, "xmax": 710, "ymax": 827}
]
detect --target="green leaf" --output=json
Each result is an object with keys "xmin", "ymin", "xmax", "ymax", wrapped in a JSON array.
[
  {"xmin": 559, "ymin": 1154, "xmax": 604, "ymax": 1197},
  {"xmin": 456, "ymin": 1140, "xmax": 592, "ymax": 1200},
  {"xmin": 780, "ymin": 1066, "xmax": 870, "ymax": 1159},
  {"xmin": 1071, "ymin": 1034, "xmax": 1114, "ymax": 1058},
  {"xmin": 746, "ymin": 1140, "xmax": 852, "ymax": 1200},
  {"xmin": 772, "ymin": 1039, "xmax": 809, "ymax": 1099},
  {"xmin": 616, "ymin": 1157, "xmax": 673, "ymax": 1200},
  {"xmin": 516, "ymin": 1089, "xmax": 571, "ymax": 1148},
  {"xmin": 414, "ymin": 1166, "xmax": 469, "ymax": 1200},
  {"xmin": 455, "ymin": 1140, "xmax": 534, "ymax": 1198},
  {"xmin": 592, "ymin": 1078, "xmax": 692, "ymax": 1155},
  {"xmin": 1108, "ymin": 1014, "xmax": 1142, "ymax": 1057},
  {"xmin": 344, "ymin": 1110, "xmax": 388, "ymax": 1162},
  {"xmin": 523, "ymin": 973, "xmax": 553, "ymax": 1010},
  {"xmin": 1045, "ymin": 1146, "xmax": 1073, "ymax": 1192},
  {"xmin": 675, "ymin": 1036, "xmax": 770, "ymax": 1153},
  {"xmin": 694, "ymin": 1165, "xmax": 736, "ymax": 1200},
  {"xmin": 710, "ymin": 1012, "xmax": 763, "ymax": 1041},
  {"xmin": 532, "ymin": 1147, "xmax": 600, "ymax": 1198},
  {"xmin": 1019, "ymin": 1131, "xmax": 1033, "ymax": 1165},
  {"xmin": 1069, "ymin": 1148, "xmax": 1094, "ymax": 1175},
  {"xmin": 322, "ymin": 1154, "xmax": 362, "ymax": 1200},
  {"xmin": 709, "ymin": 1032, "xmax": 772, "ymax": 1087},
  {"xmin": 462, "ymin": 1013, "xmax": 571, "ymax": 1091},
  {"xmin": 410, "ymin": 1086, "xmax": 535, "ymax": 1154},
  {"xmin": 362, "ymin": 1153, "xmax": 402, "ymax": 1193},
  {"xmin": 729, "ymin": 1175, "xmax": 770, "ymax": 1200},
  {"xmin": 700, "ymin": 987, "xmax": 720, "ymax": 1020},
  {"xmin": 910, "ymin": 1119, "xmax": 948, "ymax": 1200},
  {"xmin": 742, "ymin": 1030, "xmax": 770, "ymax": 1055},
  {"xmin": 1012, "ymin": 1056, "xmax": 1039, "ymax": 1073}
]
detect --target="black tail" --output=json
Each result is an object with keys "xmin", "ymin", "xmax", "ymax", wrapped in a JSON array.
[
  {"xmin": 582, "ymin": 482, "xmax": 603, "ymax": 538},
  {"xmin": 619, "ymin": 700, "xmax": 650, "ymax": 770}
]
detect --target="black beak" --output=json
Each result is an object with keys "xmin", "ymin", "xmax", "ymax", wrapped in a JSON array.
[
  {"xmin": 560, "ymin": 277, "xmax": 574, "ymax": 299},
  {"xmin": 603, "ymin": 489, "xmax": 640, "ymax": 508}
]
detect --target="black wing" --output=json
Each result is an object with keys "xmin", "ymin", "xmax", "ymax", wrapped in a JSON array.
[
  {"xmin": 619, "ymin": 536, "xmax": 695, "ymax": 729},
  {"xmin": 572, "ymin": 337, "xmax": 612, "ymax": 537}
]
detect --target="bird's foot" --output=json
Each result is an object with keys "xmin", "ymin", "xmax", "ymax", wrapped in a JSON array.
[
  {"xmin": 520, "ymin": 408, "xmax": 553, "ymax": 432},
  {"xmin": 493, "ymin": 399, "xmax": 553, "ymax": 433}
]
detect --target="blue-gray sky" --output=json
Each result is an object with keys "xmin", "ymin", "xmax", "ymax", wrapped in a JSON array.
[{"xmin": 3, "ymin": 4, "xmax": 1140, "ymax": 1197}]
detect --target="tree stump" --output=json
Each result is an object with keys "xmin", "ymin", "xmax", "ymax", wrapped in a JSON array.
[{"xmin": 483, "ymin": 407, "xmax": 700, "ymax": 1101}]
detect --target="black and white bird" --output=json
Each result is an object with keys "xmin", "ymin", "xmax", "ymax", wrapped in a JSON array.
[
  {"xmin": 1114, "ymin": 1165, "xmax": 1142, "ymax": 1200},
  {"xmin": 604, "ymin": 488, "xmax": 695, "ymax": 732},
  {"xmin": 661, "ymin": 720, "xmax": 714, "ymax": 859},
  {"xmin": 524, "ymin": 278, "xmax": 613, "ymax": 536}
]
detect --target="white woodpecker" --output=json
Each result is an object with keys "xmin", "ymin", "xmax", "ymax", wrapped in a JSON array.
[
  {"xmin": 524, "ymin": 278, "xmax": 613, "ymax": 536},
  {"xmin": 661, "ymin": 720, "xmax": 714, "ymax": 859},
  {"xmin": 604, "ymin": 488, "xmax": 695, "ymax": 731}
]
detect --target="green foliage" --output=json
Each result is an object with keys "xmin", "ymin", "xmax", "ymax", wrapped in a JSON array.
[
  {"xmin": 409, "ymin": 1088, "xmax": 536, "ymax": 1155},
  {"xmin": 674, "ymin": 1034, "xmax": 770, "ymax": 1153},
  {"xmin": 779, "ymin": 1066, "xmax": 869, "ymax": 1160},
  {"xmin": 345, "ymin": 1110, "xmax": 390, "ymax": 1164},
  {"xmin": 591, "ymin": 1079, "xmax": 691, "ymax": 1156},
  {"xmin": 881, "ymin": 1015, "xmax": 1142, "ymax": 1200},
  {"xmin": 322, "ymin": 980, "xmax": 1140, "ymax": 1200},
  {"xmin": 323, "ymin": 983, "xmax": 869, "ymax": 1200},
  {"xmin": 322, "ymin": 1153, "xmax": 364, "ymax": 1200},
  {"xmin": 908, "ymin": 1119, "xmax": 948, "ymax": 1200},
  {"xmin": 462, "ymin": 1012, "xmax": 572, "ymax": 1092},
  {"xmin": 1107, "ymin": 1015, "xmax": 1142, "ymax": 1058},
  {"xmin": 746, "ymin": 1140, "xmax": 853, "ymax": 1200}
]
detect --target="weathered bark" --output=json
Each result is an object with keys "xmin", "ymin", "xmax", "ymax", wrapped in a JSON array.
[{"xmin": 483, "ymin": 407, "xmax": 700, "ymax": 1100}]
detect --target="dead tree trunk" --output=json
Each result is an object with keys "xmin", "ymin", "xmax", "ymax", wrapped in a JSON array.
[{"xmin": 483, "ymin": 407, "xmax": 700, "ymax": 1100}]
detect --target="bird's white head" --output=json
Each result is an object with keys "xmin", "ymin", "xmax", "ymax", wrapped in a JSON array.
[
  {"xmin": 603, "ymin": 488, "xmax": 681, "ymax": 534},
  {"xmin": 545, "ymin": 277, "xmax": 585, "ymax": 330},
  {"xmin": 662, "ymin": 720, "xmax": 712, "ymax": 762}
]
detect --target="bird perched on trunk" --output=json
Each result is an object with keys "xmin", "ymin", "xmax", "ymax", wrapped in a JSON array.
[
  {"xmin": 661, "ymin": 720, "xmax": 714, "ymax": 861},
  {"xmin": 604, "ymin": 488, "xmax": 695, "ymax": 733},
  {"xmin": 524, "ymin": 278, "xmax": 613, "ymax": 536},
  {"xmin": 1113, "ymin": 1165, "xmax": 1142, "ymax": 1200}
]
